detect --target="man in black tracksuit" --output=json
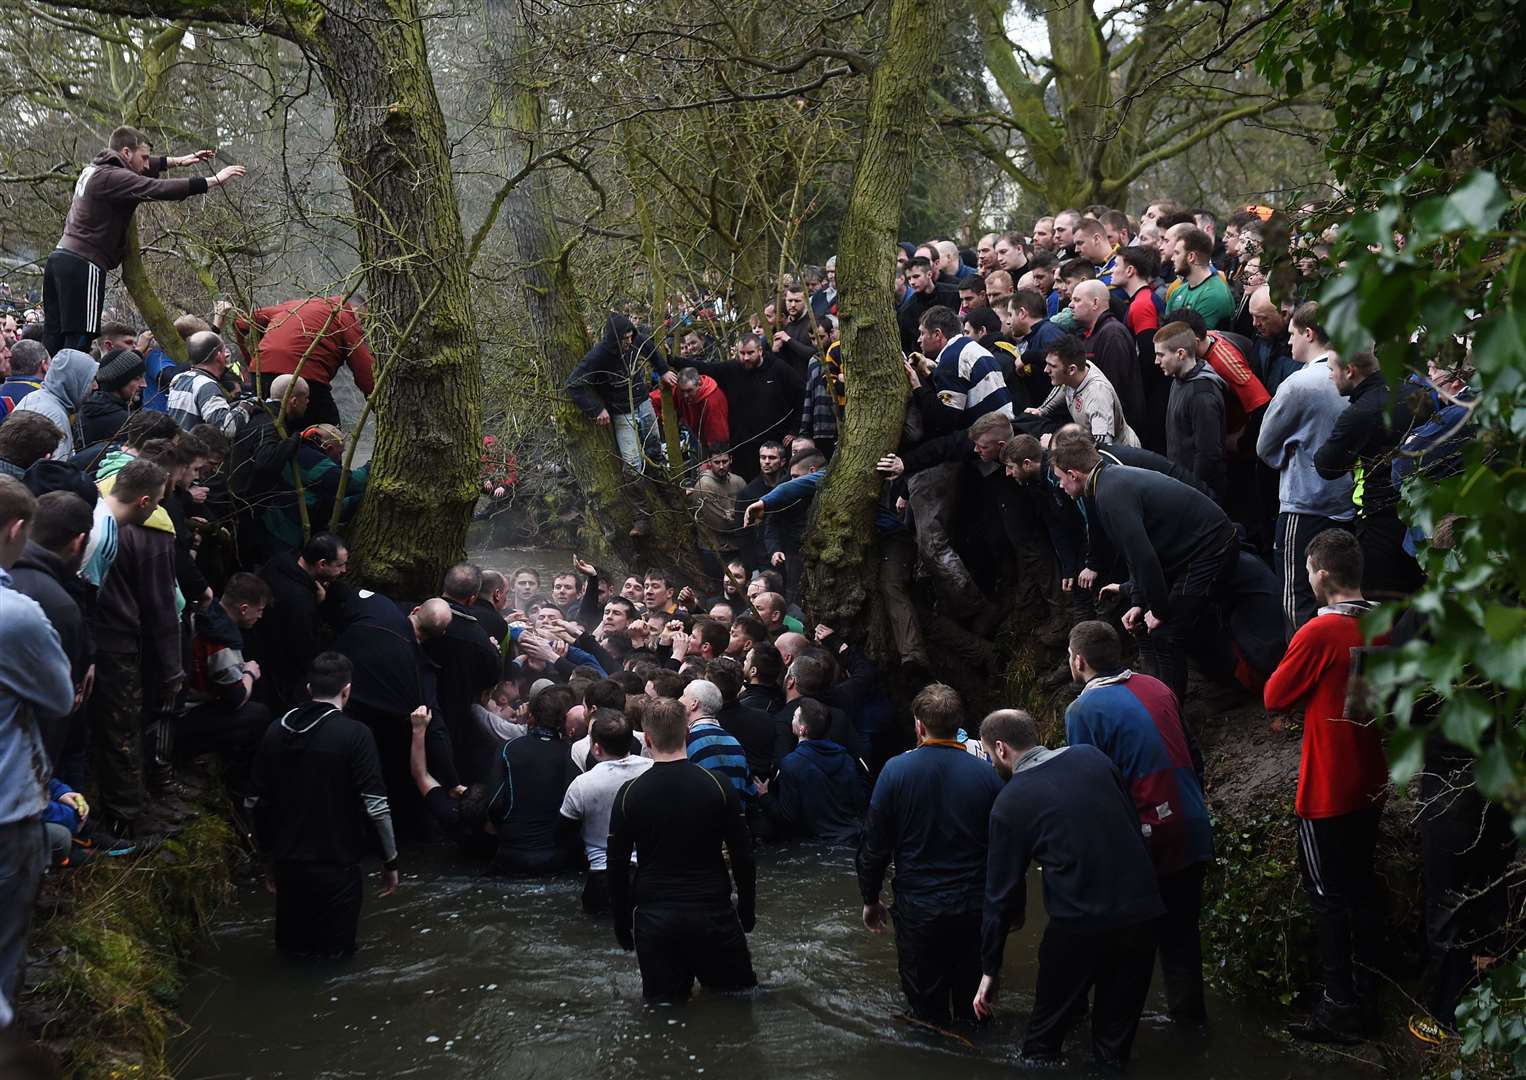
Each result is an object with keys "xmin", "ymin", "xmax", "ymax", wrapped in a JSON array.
[
  {"xmin": 975, "ymin": 710, "xmax": 1163, "ymax": 1069},
  {"xmin": 248, "ymin": 652, "xmax": 398, "ymax": 958},
  {"xmin": 1050, "ymin": 431, "xmax": 1237, "ymax": 704},
  {"xmin": 1314, "ymin": 354, "xmax": 1422, "ymax": 599},
  {"xmin": 248, "ymin": 533, "xmax": 349, "ymax": 715},
  {"xmin": 607, "ymin": 698, "xmax": 757, "ymax": 1001}
]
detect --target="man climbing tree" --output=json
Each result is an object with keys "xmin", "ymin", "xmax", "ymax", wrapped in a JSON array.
[{"xmin": 44, "ymin": 125, "xmax": 245, "ymax": 355}]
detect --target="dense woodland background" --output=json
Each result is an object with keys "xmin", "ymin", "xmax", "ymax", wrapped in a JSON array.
[{"xmin": 4, "ymin": 0, "xmax": 1526, "ymax": 1070}]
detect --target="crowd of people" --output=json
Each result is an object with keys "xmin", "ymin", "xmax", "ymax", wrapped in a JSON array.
[{"xmin": 0, "ymin": 123, "xmax": 1509, "ymax": 1070}]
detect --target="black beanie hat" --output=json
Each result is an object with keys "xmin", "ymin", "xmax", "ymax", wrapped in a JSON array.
[{"xmin": 96, "ymin": 348, "xmax": 147, "ymax": 392}]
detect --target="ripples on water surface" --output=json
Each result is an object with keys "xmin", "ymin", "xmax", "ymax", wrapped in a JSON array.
[{"xmin": 172, "ymin": 846, "xmax": 1359, "ymax": 1080}]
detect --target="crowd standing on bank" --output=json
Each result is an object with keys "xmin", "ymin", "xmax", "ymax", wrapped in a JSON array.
[{"xmin": 0, "ymin": 126, "xmax": 1508, "ymax": 1065}]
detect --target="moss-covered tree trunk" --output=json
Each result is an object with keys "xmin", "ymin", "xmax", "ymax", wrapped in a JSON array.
[
  {"xmin": 801, "ymin": 0, "xmax": 944, "ymax": 625},
  {"xmin": 312, "ymin": 0, "xmax": 481, "ymax": 595}
]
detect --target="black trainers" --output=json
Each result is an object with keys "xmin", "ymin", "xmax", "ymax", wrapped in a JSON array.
[
  {"xmin": 1287, "ymin": 994, "xmax": 1366, "ymax": 1045},
  {"xmin": 73, "ymin": 821, "xmax": 137, "ymax": 858}
]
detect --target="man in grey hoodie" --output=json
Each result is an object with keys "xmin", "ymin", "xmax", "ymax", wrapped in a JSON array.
[
  {"xmin": 1255, "ymin": 301, "xmax": 1355, "ymax": 639},
  {"xmin": 10, "ymin": 349, "xmax": 99, "ymax": 459}
]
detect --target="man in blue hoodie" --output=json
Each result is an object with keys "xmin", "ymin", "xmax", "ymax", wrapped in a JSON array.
[
  {"xmin": 756, "ymin": 697, "xmax": 868, "ymax": 845},
  {"xmin": 0, "ymin": 476, "xmax": 77, "ymax": 1027},
  {"xmin": 565, "ymin": 313, "xmax": 676, "ymax": 473}
]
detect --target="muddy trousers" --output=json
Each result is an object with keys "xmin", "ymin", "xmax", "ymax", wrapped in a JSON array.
[
  {"xmin": 632, "ymin": 902, "xmax": 756, "ymax": 1002},
  {"xmin": 892, "ymin": 908, "xmax": 982, "ymax": 1025},
  {"xmin": 0, "ymin": 818, "xmax": 46, "ymax": 1028},
  {"xmin": 878, "ymin": 532, "xmax": 928, "ymax": 665},
  {"xmin": 90, "ymin": 650, "xmax": 146, "ymax": 828},
  {"xmin": 275, "ymin": 861, "xmax": 363, "ymax": 958},
  {"xmin": 1023, "ymin": 921, "xmax": 1157, "ymax": 1069},
  {"xmin": 1297, "ymin": 809, "xmax": 1381, "ymax": 1007},
  {"xmin": 904, "ymin": 464, "xmax": 985, "ymax": 619}
]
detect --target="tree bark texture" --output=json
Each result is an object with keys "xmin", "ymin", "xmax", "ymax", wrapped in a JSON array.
[
  {"xmin": 801, "ymin": 0, "xmax": 944, "ymax": 625},
  {"xmin": 312, "ymin": 0, "xmax": 482, "ymax": 596}
]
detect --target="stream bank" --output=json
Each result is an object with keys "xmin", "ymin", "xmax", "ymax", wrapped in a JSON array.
[{"xmin": 16, "ymin": 768, "xmax": 240, "ymax": 1079}]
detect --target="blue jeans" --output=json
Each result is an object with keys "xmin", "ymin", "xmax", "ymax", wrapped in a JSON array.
[
  {"xmin": 0, "ymin": 817, "xmax": 46, "ymax": 1027},
  {"xmin": 612, "ymin": 400, "xmax": 656, "ymax": 473}
]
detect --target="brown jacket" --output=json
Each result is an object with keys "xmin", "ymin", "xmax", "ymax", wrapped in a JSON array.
[{"xmin": 58, "ymin": 150, "xmax": 208, "ymax": 271}]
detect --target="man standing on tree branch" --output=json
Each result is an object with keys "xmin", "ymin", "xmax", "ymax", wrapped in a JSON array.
[{"xmin": 44, "ymin": 125, "xmax": 246, "ymax": 355}]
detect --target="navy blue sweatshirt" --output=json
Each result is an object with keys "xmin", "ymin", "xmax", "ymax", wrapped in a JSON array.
[
  {"xmin": 857, "ymin": 742, "xmax": 1004, "ymax": 917},
  {"xmin": 980, "ymin": 745, "xmax": 1163, "ymax": 976}
]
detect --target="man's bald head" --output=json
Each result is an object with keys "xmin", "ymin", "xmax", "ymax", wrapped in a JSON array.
[
  {"xmin": 1249, "ymin": 284, "xmax": 1288, "ymax": 339},
  {"xmin": 186, "ymin": 331, "xmax": 229, "ymax": 371},
  {"xmin": 1070, "ymin": 279, "xmax": 1111, "ymax": 330},
  {"xmin": 269, "ymin": 373, "xmax": 310, "ymax": 402},
  {"xmin": 775, "ymin": 631, "xmax": 809, "ymax": 666},
  {"xmin": 412, "ymin": 597, "xmax": 454, "ymax": 640}
]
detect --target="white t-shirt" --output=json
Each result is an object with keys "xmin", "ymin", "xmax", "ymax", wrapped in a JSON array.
[
  {"xmin": 558, "ymin": 755, "xmax": 653, "ymax": 870},
  {"xmin": 569, "ymin": 728, "xmax": 645, "ymax": 772}
]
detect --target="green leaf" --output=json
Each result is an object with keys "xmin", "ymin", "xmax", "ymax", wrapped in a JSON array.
[
  {"xmin": 1439, "ymin": 690, "xmax": 1492, "ymax": 753},
  {"xmin": 1387, "ymin": 724, "xmax": 1426, "ymax": 786},
  {"xmin": 1484, "ymin": 603, "xmax": 1526, "ymax": 642},
  {"xmin": 1446, "ymin": 171, "xmax": 1509, "ymax": 230},
  {"xmin": 1475, "ymin": 742, "xmax": 1521, "ymax": 801}
]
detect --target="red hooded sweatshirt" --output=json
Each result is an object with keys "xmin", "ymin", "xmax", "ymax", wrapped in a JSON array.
[{"xmin": 650, "ymin": 375, "xmax": 730, "ymax": 449}]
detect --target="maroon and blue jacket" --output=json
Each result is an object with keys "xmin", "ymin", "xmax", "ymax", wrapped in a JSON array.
[{"xmin": 1064, "ymin": 668, "xmax": 1213, "ymax": 875}]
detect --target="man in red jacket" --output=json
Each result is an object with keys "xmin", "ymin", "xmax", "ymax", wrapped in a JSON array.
[
  {"xmin": 1263, "ymin": 528, "xmax": 1386, "ymax": 1044},
  {"xmin": 649, "ymin": 367, "xmax": 730, "ymax": 456},
  {"xmin": 45, "ymin": 126, "xmax": 244, "ymax": 354},
  {"xmin": 232, "ymin": 296, "xmax": 375, "ymax": 427}
]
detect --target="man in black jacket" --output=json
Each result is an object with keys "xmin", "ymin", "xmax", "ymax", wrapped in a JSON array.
[
  {"xmin": 78, "ymin": 348, "xmax": 146, "ymax": 447},
  {"xmin": 248, "ymin": 531, "xmax": 348, "ymax": 715},
  {"xmin": 565, "ymin": 313, "xmax": 676, "ymax": 473},
  {"xmin": 1155, "ymin": 321, "xmax": 1228, "ymax": 502},
  {"xmin": 335, "ymin": 592, "xmax": 452, "ymax": 840},
  {"xmin": 1050, "ymin": 430, "xmax": 1238, "ymax": 703},
  {"xmin": 426, "ymin": 563, "xmax": 503, "ymax": 784},
  {"xmin": 897, "ymin": 258, "xmax": 960, "ymax": 353},
  {"xmin": 684, "ymin": 339, "xmax": 805, "ymax": 482},
  {"xmin": 706, "ymin": 658, "xmax": 775, "ymax": 780},
  {"xmin": 975, "ymin": 709, "xmax": 1163, "ymax": 1070},
  {"xmin": 1314, "ymin": 351, "xmax": 1422, "ymax": 600},
  {"xmin": 179, "ymin": 571, "xmax": 273, "ymax": 792},
  {"xmin": 248, "ymin": 652, "xmax": 398, "ymax": 958},
  {"xmin": 227, "ymin": 374, "xmax": 308, "ymax": 567}
]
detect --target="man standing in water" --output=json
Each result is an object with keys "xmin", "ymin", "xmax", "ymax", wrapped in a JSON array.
[
  {"xmin": 856, "ymin": 684, "xmax": 1004, "ymax": 1027},
  {"xmin": 248, "ymin": 652, "xmax": 398, "ymax": 958},
  {"xmin": 606, "ymin": 698, "xmax": 757, "ymax": 1001},
  {"xmin": 975, "ymin": 709, "xmax": 1163, "ymax": 1070}
]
